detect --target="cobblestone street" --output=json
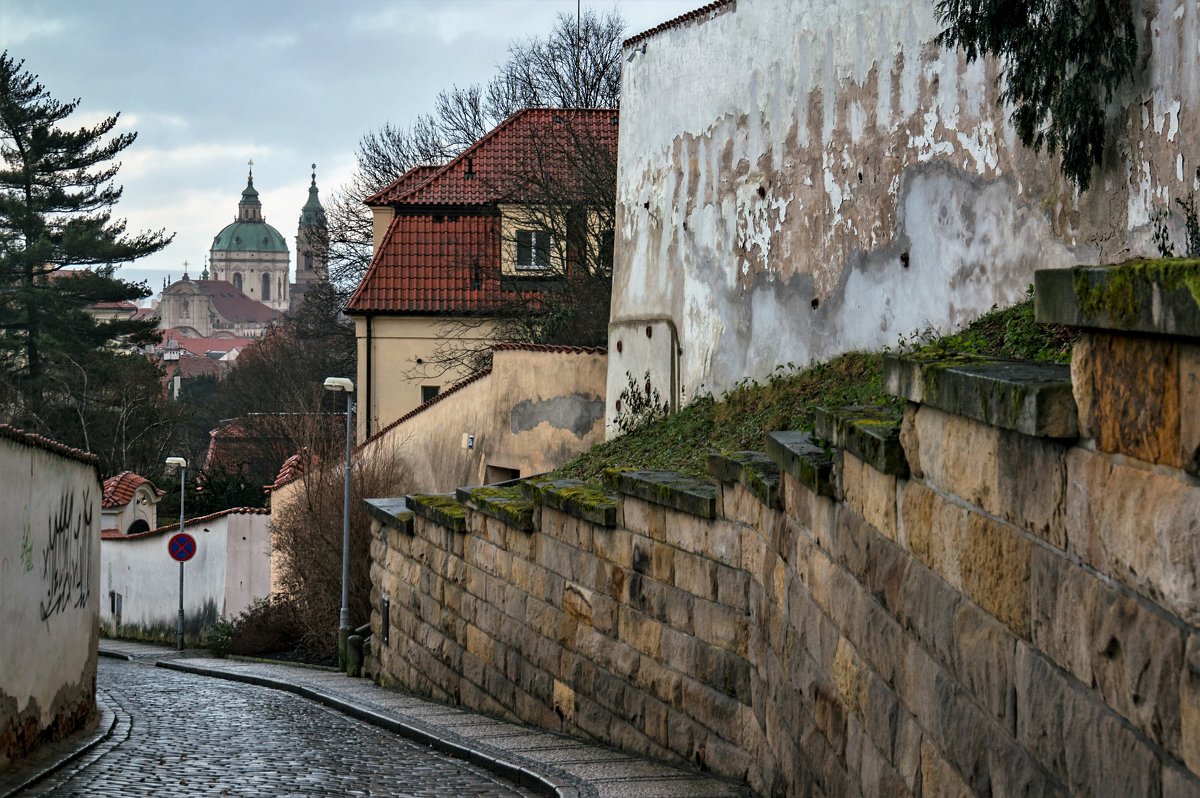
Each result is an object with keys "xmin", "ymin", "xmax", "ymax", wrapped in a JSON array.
[{"xmin": 17, "ymin": 658, "xmax": 540, "ymax": 798}]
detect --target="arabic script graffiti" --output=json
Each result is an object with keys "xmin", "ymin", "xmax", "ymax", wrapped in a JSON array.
[{"xmin": 40, "ymin": 489, "xmax": 94, "ymax": 621}]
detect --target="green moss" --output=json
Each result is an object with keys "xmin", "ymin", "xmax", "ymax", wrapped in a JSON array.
[
  {"xmin": 551, "ymin": 484, "xmax": 615, "ymax": 511},
  {"xmin": 410, "ymin": 494, "xmax": 467, "ymax": 519},
  {"xmin": 1072, "ymin": 258, "xmax": 1200, "ymax": 325},
  {"xmin": 469, "ymin": 486, "xmax": 524, "ymax": 502}
]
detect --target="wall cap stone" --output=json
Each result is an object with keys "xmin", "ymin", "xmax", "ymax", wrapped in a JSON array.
[
  {"xmin": 1035, "ymin": 260, "xmax": 1200, "ymax": 338},
  {"xmin": 603, "ymin": 469, "xmax": 718, "ymax": 519},
  {"xmin": 764, "ymin": 431, "xmax": 837, "ymax": 498},
  {"xmin": 883, "ymin": 354, "xmax": 1078, "ymax": 439},
  {"xmin": 406, "ymin": 493, "xmax": 468, "ymax": 533},
  {"xmin": 523, "ymin": 478, "xmax": 618, "ymax": 527},
  {"xmin": 455, "ymin": 485, "xmax": 535, "ymax": 531},
  {"xmin": 707, "ymin": 451, "xmax": 780, "ymax": 507},
  {"xmin": 813, "ymin": 405, "xmax": 909, "ymax": 476},
  {"xmin": 363, "ymin": 497, "xmax": 413, "ymax": 533}
]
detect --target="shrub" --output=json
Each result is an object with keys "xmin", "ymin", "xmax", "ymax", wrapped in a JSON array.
[
  {"xmin": 228, "ymin": 595, "xmax": 304, "ymax": 657},
  {"xmin": 206, "ymin": 620, "xmax": 234, "ymax": 658}
]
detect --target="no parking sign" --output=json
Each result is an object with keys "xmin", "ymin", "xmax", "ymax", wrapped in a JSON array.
[{"xmin": 168, "ymin": 532, "xmax": 196, "ymax": 562}]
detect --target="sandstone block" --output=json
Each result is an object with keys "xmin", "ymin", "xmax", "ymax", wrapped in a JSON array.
[
  {"xmin": 1073, "ymin": 331, "xmax": 1185, "ymax": 465},
  {"xmin": 1182, "ymin": 343, "xmax": 1200, "ymax": 475},
  {"xmin": 692, "ymin": 597, "xmax": 749, "ymax": 657},
  {"xmin": 842, "ymin": 451, "xmax": 898, "ymax": 541},
  {"xmin": 1065, "ymin": 446, "xmax": 1200, "ymax": 626},
  {"xmin": 920, "ymin": 738, "xmax": 973, "ymax": 798},
  {"xmin": 1015, "ymin": 642, "xmax": 1159, "ymax": 796},
  {"xmin": 591, "ymin": 525, "xmax": 633, "ymax": 567},
  {"xmin": 961, "ymin": 513, "xmax": 1032, "ymax": 639},
  {"xmin": 673, "ymin": 549, "xmax": 717, "ymax": 601},
  {"xmin": 618, "ymin": 605, "xmax": 664, "ymax": 658},
  {"xmin": 1184, "ymin": 634, "xmax": 1200, "ymax": 774}
]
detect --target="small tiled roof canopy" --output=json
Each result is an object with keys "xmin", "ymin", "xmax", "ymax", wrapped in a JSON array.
[
  {"xmin": 346, "ymin": 108, "xmax": 618, "ymax": 316},
  {"xmin": 101, "ymin": 471, "xmax": 163, "ymax": 509}
]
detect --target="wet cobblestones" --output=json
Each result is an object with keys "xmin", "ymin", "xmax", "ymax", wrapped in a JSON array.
[{"xmin": 18, "ymin": 658, "xmax": 540, "ymax": 797}]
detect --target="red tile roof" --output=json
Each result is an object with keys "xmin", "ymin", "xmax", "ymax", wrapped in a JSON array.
[
  {"xmin": 365, "ymin": 164, "xmax": 443, "ymax": 206},
  {"xmin": 0, "ymin": 424, "xmax": 99, "ymax": 470},
  {"xmin": 624, "ymin": 0, "xmax": 736, "ymax": 47},
  {"xmin": 347, "ymin": 108, "xmax": 616, "ymax": 316},
  {"xmin": 101, "ymin": 471, "xmax": 162, "ymax": 508},
  {"xmin": 382, "ymin": 109, "xmax": 618, "ymax": 207},
  {"xmin": 161, "ymin": 329, "xmax": 251, "ymax": 357},
  {"xmin": 164, "ymin": 280, "xmax": 280, "ymax": 324},
  {"xmin": 491, "ymin": 342, "xmax": 607, "ymax": 355},
  {"xmin": 266, "ymin": 449, "xmax": 315, "ymax": 492},
  {"xmin": 362, "ymin": 367, "xmax": 494, "ymax": 448},
  {"xmin": 346, "ymin": 213, "xmax": 519, "ymax": 314}
]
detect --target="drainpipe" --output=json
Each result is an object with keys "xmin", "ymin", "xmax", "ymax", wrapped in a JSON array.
[{"xmin": 365, "ymin": 315, "xmax": 374, "ymax": 439}]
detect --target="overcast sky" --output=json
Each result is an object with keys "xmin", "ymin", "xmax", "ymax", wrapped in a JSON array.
[{"xmin": 0, "ymin": 0, "xmax": 699, "ymax": 301}]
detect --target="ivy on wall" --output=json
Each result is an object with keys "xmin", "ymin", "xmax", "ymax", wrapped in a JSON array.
[{"xmin": 935, "ymin": 0, "xmax": 1139, "ymax": 192}]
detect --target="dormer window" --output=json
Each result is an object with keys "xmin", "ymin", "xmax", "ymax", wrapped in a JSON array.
[{"xmin": 515, "ymin": 230, "xmax": 552, "ymax": 271}]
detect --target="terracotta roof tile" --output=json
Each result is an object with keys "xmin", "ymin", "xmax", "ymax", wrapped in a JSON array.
[
  {"xmin": 362, "ymin": 367, "xmax": 493, "ymax": 448},
  {"xmin": 265, "ymin": 449, "xmax": 316, "ymax": 492},
  {"xmin": 347, "ymin": 213, "xmax": 530, "ymax": 314},
  {"xmin": 491, "ymin": 342, "xmax": 607, "ymax": 355},
  {"xmin": 0, "ymin": 424, "xmax": 99, "ymax": 470},
  {"xmin": 624, "ymin": 0, "xmax": 736, "ymax": 47},
  {"xmin": 101, "ymin": 471, "xmax": 161, "ymax": 508},
  {"xmin": 365, "ymin": 164, "xmax": 443, "ymax": 206},
  {"xmin": 163, "ymin": 280, "xmax": 280, "ymax": 324},
  {"xmin": 161, "ymin": 329, "xmax": 252, "ymax": 357}
]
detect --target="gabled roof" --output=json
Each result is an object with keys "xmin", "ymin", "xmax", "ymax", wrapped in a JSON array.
[
  {"xmin": 345, "ymin": 213, "xmax": 513, "ymax": 314},
  {"xmin": 365, "ymin": 165, "xmax": 443, "ymax": 206},
  {"xmin": 102, "ymin": 471, "xmax": 162, "ymax": 509},
  {"xmin": 374, "ymin": 108, "xmax": 618, "ymax": 207},
  {"xmin": 164, "ymin": 280, "xmax": 280, "ymax": 324},
  {"xmin": 160, "ymin": 329, "xmax": 252, "ymax": 357}
]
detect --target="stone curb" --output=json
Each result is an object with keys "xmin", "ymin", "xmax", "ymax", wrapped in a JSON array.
[
  {"xmin": 707, "ymin": 451, "xmax": 780, "ymax": 507},
  {"xmin": 883, "ymin": 354, "xmax": 1078, "ymax": 439},
  {"xmin": 98, "ymin": 648, "xmax": 134, "ymax": 661},
  {"xmin": 523, "ymin": 478, "xmax": 618, "ymax": 527},
  {"xmin": 1035, "ymin": 260, "xmax": 1200, "ymax": 337},
  {"xmin": 155, "ymin": 659, "xmax": 580, "ymax": 798},
  {"xmin": 0, "ymin": 696, "xmax": 118, "ymax": 798},
  {"xmin": 814, "ymin": 405, "xmax": 909, "ymax": 476},
  {"xmin": 764, "ymin": 431, "xmax": 836, "ymax": 498},
  {"xmin": 364, "ymin": 497, "xmax": 413, "ymax": 532},
  {"xmin": 406, "ymin": 493, "xmax": 468, "ymax": 533},
  {"xmin": 604, "ymin": 469, "xmax": 718, "ymax": 519}
]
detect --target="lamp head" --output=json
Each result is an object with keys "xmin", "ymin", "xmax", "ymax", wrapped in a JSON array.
[
  {"xmin": 165, "ymin": 456, "xmax": 187, "ymax": 468},
  {"xmin": 324, "ymin": 377, "xmax": 354, "ymax": 393}
]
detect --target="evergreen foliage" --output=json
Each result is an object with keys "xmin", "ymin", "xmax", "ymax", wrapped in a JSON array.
[
  {"xmin": 0, "ymin": 52, "xmax": 176, "ymax": 473},
  {"xmin": 935, "ymin": 0, "xmax": 1138, "ymax": 191}
]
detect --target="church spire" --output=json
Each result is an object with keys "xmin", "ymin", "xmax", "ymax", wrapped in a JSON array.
[
  {"xmin": 238, "ymin": 159, "xmax": 263, "ymax": 221},
  {"xmin": 299, "ymin": 162, "xmax": 326, "ymax": 228}
]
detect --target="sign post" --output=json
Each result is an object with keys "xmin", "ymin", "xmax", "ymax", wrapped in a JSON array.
[{"xmin": 168, "ymin": 531, "xmax": 196, "ymax": 650}]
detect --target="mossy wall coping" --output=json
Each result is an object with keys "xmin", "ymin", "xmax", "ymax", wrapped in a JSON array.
[
  {"xmin": 363, "ymin": 497, "xmax": 414, "ymax": 533},
  {"xmin": 884, "ymin": 354, "xmax": 1078, "ymax": 439},
  {"xmin": 1035, "ymin": 260, "xmax": 1200, "ymax": 338},
  {"xmin": 455, "ymin": 485, "xmax": 535, "ymax": 532},
  {"xmin": 764, "ymin": 431, "xmax": 837, "ymax": 498},
  {"xmin": 603, "ymin": 469, "xmax": 718, "ymax": 520},
  {"xmin": 523, "ymin": 477, "xmax": 618, "ymax": 527},
  {"xmin": 814, "ymin": 405, "xmax": 909, "ymax": 477},
  {"xmin": 406, "ymin": 493, "xmax": 468, "ymax": 533},
  {"xmin": 707, "ymin": 451, "xmax": 780, "ymax": 507}
]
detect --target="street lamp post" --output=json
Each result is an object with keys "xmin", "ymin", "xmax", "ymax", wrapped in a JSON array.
[
  {"xmin": 324, "ymin": 376, "xmax": 354, "ymax": 669},
  {"xmin": 165, "ymin": 456, "xmax": 187, "ymax": 651}
]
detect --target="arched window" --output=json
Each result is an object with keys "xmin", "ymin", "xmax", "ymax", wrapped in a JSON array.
[
  {"xmin": 262, "ymin": 273, "xmax": 271, "ymax": 301},
  {"xmin": 233, "ymin": 273, "xmax": 243, "ymax": 292},
  {"xmin": 126, "ymin": 519, "xmax": 149, "ymax": 535}
]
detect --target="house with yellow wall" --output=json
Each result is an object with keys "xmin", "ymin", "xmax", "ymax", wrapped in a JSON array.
[{"xmin": 347, "ymin": 108, "xmax": 619, "ymax": 442}]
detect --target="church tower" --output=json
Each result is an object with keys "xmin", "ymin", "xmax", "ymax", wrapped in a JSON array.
[
  {"xmin": 291, "ymin": 163, "xmax": 328, "ymax": 310},
  {"xmin": 209, "ymin": 163, "xmax": 291, "ymax": 312}
]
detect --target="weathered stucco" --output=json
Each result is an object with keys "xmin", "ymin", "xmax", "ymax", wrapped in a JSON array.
[
  {"xmin": 100, "ymin": 510, "xmax": 271, "ymax": 644},
  {"xmin": 359, "ymin": 346, "xmax": 607, "ymax": 493},
  {"xmin": 1, "ymin": 433, "xmax": 99, "ymax": 767},
  {"xmin": 609, "ymin": 0, "xmax": 1200, "ymax": 429}
]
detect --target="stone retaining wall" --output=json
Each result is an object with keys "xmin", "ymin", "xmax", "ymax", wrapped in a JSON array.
[{"xmin": 367, "ymin": 262, "xmax": 1200, "ymax": 796}]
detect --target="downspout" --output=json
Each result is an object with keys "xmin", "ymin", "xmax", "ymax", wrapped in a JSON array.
[{"xmin": 365, "ymin": 315, "xmax": 374, "ymax": 439}]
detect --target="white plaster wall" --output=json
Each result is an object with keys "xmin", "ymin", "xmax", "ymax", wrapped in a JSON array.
[
  {"xmin": 0, "ymin": 438, "xmax": 99, "ymax": 743},
  {"xmin": 609, "ymin": 0, "xmax": 1200, "ymax": 431},
  {"xmin": 101, "ymin": 511, "xmax": 271, "ymax": 635}
]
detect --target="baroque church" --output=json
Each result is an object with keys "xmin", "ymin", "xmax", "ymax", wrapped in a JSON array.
[{"xmin": 157, "ymin": 164, "xmax": 327, "ymax": 338}]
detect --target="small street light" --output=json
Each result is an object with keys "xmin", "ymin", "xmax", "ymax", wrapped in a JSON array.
[
  {"xmin": 324, "ymin": 376, "xmax": 354, "ymax": 669},
  {"xmin": 165, "ymin": 456, "xmax": 187, "ymax": 651}
]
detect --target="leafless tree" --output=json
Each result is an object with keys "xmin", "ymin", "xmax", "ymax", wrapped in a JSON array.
[{"xmin": 323, "ymin": 8, "xmax": 626, "ymax": 294}]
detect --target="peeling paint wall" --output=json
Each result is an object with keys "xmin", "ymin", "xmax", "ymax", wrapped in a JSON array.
[
  {"xmin": 609, "ymin": 0, "xmax": 1200, "ymax": 429},
  {"xmin": 359, "ymin": 347, "xmax": 607, "ymax": 492},
  {"xmin": 1, "ymin": 437, "xmax": 99, "ymax": 767}
]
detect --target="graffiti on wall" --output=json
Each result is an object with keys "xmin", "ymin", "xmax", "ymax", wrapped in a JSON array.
[{"xmin": 40, "ymin": 489, "xmax": 93, "ymax": 621}]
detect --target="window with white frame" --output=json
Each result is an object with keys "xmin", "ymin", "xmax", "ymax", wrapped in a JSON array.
[{"xmin": 515, "ymin": 230, "xmax": 552, "ymax": 271}]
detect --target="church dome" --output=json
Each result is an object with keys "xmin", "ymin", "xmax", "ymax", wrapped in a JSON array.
[
  {"xmin": 211, "ymin": 220, "xmax": 289, "ymax": 253},
  {"xmin": 211, "ymin": 170, "xmax": 289, "ymax": 253}
]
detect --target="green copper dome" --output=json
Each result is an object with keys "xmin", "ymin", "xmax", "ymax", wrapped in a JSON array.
[{"xmin": 210, "ymin": 220, "xmax": 289, "ymax": 253}]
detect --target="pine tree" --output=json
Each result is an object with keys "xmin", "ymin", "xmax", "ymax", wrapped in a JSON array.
[{"xmin": 0, "ymin": 52, "xmax": 174, "ymax": 467}]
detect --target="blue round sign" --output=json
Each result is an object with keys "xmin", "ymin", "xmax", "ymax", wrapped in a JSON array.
[{"xmin": 168, "ymin": 532, "xmax": 197, "ymax": 562}]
